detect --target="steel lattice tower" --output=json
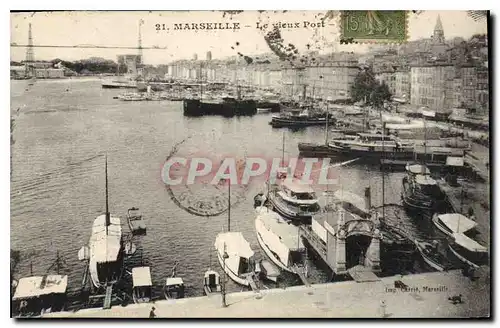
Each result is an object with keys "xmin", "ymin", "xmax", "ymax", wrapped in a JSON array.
[
  {"xmin": 138, "ymin": 20, "xmax": 143, "ymax": 64},
  {"xmin": 25, "ymin": 23, "xmax": 35, "ymax": 78}
]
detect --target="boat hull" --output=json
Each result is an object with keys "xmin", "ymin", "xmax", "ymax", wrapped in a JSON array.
[
  {"xmin": 415, "ymin": 243, "xmax": 445, "ymax": 272},
  {"xmin": 448, "ymin": 244, "xmax": 481, "ymax": 269},
  {"xmin": 255, "ymin": 219, "xmax": 292, "ymax": 273},
  {"xmin": 267, "ymin": 193, "xmax": 315, "ymax": 224},
  {"xmin": 270, "ymin": 117, "xmax": 335, "ymax": 128},
  {"xmin": 216, "ymin": 250, "xmax": 250, "ymax": 287},
  {"xmin": 431, "ymin": 214, "xmax": 454, "ymax": 238}
]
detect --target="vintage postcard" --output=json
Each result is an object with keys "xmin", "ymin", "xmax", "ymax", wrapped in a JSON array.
[{"xmin": 10, "ymin": 10, "xmax": 490, "ymax": 319}]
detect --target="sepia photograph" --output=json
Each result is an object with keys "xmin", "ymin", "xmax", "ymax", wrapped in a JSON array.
[{"xmin": 9, "ymin": 10, "xmax": 491, "ymax": 319}]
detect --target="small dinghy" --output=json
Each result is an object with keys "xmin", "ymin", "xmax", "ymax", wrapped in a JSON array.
[
  {"xmin": 256, "ymin": 259, "xmax": 280, "ymax": 282},
  {"xmin": 415, "ymin": 240, "xmax": 450, "ymax": 272},
  {"xmin": 203, "ymin": 269, "xmax": 221, "ymax": 296},
  {"xmin": 164, "ymin": 261, "xmax": 185, "ymax": 300},
  {"xmin": 132, "ymin": 267, "xmax": 153, "ymax": 304},
  {"xmin": 127, "ymin": 207, "xmax": 146, "ymax": 235}
]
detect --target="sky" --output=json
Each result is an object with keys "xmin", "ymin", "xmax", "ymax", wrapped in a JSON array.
[{"xmin": 10, "ymin": 11, "xmax": 488, "ymax": 65}]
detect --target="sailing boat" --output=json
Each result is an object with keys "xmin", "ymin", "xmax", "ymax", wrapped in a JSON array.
[
  {"xmin": 214, "ymin": 181, "xmax": 256, "ymax": 286},
  {"xmin": 87, "ymin": 156, "xmax": 124, "ymax": 290}
]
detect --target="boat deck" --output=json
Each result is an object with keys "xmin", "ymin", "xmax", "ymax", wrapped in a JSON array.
[{"xmin": 256, "ymin": 208, "xmax": 303, "ymax": 250}]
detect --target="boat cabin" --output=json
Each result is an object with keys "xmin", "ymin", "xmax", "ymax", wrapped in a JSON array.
[
  {"xmin": 405, "ymin": 164, "xmax": 430, "ymax": 177},
  {"xmin": 164, "ymin": 277, "xmax": 185, "ymax": 300},
  {"xmin": 203, "ymin": 270, "xmax": 221, "ymax": 295},
  {"xmin": 273, "ymin": 179, "xmax": 321, "ymax": 218},
  {"xmin": 12, "ymin": 275, "xmax": 68, "ymax": 317},
  {"xmin": 214, "ymin": 232, "xmax": 256, "ymax": 285},
  {"xmin": 412, "ymin": 174, "xmax": 442, "ymax": 197},
  {"xmin": 132, "ymin": 267, "xmax": 153, "ymax": 304}
]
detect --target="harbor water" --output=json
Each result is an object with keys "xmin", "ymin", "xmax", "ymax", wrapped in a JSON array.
[{"xmin": 11, "ymin": 79, "xmax": 438, "ymax": 297}]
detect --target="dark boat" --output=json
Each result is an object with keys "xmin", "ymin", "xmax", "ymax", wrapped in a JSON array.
[
  {"xmin": 448, "ymin": 233, "xmax": 488, "ymax": 269},
  {"xmin": 127, "ymin": 207, "xmax": 146, "ymax": 235},
  {"xmin": 183, "ymin": 97, "xmax": 257, "ymax": 117},
  {"xmin": 401, "ymin": 173, "xmax": 447, "ymax": 215},
  {"xmin": 270, "ymin": 108, "xmax": 335, "ymax": 128},
  {"xmin": 378, "ymin": 219, "xmax": 416, "ymax": 274},
  {"xmin": 255, "ymin": 100, "xmax": 281, "ymax": 112},
  {"xmin": 415, "ymin": 240, "xmax": 451, "ymax": 272}
]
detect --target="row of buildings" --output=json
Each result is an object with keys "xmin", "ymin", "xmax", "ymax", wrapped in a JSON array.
[{"xmin": 164, "ymin": 15, "xmax": 489, "ymax": 113}]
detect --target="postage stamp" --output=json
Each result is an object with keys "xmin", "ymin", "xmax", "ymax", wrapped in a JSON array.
[{"xmin": 340, "ymin": 10, "xmax": 408, "ymax": 43}]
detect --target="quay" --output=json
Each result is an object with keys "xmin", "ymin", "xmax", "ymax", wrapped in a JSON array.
[{"xmin": 43, "ymin": 269, "xmax": 489, "ymax": 318}]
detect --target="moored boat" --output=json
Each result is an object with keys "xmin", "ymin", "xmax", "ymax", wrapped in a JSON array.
[
  {"xmin": 401, "ymin": 174, "xmax": 447, "ymax": 215},
  {"xmin": 270, "ymin": 108, "xmax": 335, "ymax": 128},
  {"xmin": 415, "ymin": 240, "xmax": 450, "ymax": 272},
  {"xmin": 127, "ymin": 207, "xmax": 146, "ymax": 235},
  {"xmin": 267, "ymin": 178, "xmax": 321, "ymax": 223},
  {"xmin": 448, "ymin": 233, "xmax": 488, "ymax": 269},
  {"xmin": 12, "ymin": 275, "xmax": 68, "ymax": 317},
  {"xmin": 132, "ymin": 267, "xmax": 153, "ymax": 304},
  {"xmin": 203, "ymin": 270, "xmax": 221, "ymax": 296},
  {"xmin": 87, "ymin": 157, "xmax": 124, "ymax": 291},
  {"xmin": 254, "ymin": 207, "xmax": 306, "ymax": 274},
  {"xmin": 164, "ymin": 277, "xmax": 185, "ymax": 300},
  {"xmin": 431, "ymin": 213, "xmax": 477, "ymax": 238},
  {"xmin": 214, "ymin": 232, "xmax": 255, "ymax": 286}
]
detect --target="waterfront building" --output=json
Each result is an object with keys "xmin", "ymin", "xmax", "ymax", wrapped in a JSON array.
[
  {"xmin": 410, "ymin": 64, "xmax": 456, "ymax": 110},
  {"xmin": 306, "ymin": 60, "xmax": 359, "ymax": 101},
  {"xmin": 394, "ymin": 70, "xmax": 411, "ymax": 99}
]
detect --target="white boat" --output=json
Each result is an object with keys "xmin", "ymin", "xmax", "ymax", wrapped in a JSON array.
[
  {"xmin": 448, "ymin": 233, "xmax": 488, "ymax": 268},
  {"xmin": 132, "ymin": 267, "xmax": 153, "ymax": 304},
  {"xmin": 164, "ymin": 277, "xmax": 185, "ymax": 300},
  {"xmin": 12, "ymin": 275, "xmax": 68, "ymax": 317},
  {"xmin": 214, "ymin": 232, "xmax": 255, "ymax": 286},
  {"xmin": 432, "ymin": 213, "xmax": 477, "ymax": 238},
  {"xmin": 255, "ymin": 207, "xmax": 305, "ymax": 274},
  {"xmin": 88, "ymin": 157, "xmax": 124, "ymax": 290},
  {"xmin": 257, "ymin": 108, "xmax": 271, "ymax": 113},
  {"xmin": 203, "ymin": 269, "xmax": 221, "ymax": 296},
  {"xmin": 268, "ymin": 178, "xmax": 321, "ymax": 222}
]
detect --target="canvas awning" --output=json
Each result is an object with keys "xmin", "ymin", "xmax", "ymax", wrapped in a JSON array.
[
  {"xmin": 132, "ymin": 267, "xmax": 152, "ymax": 287},
  {"xmin": 214, "ymin": 232, "xmax": 254, "ymax": 259},
  {"xmin": 13, "ymin": 275, "xmax": 68, "ymax": 300},
  {"xmin": 165, "ymin": 277, "xmax": 184, "ymax": 286},
  {"xmin": 438, "ymin": 214, "xmax": 477, "ymax": 234}
]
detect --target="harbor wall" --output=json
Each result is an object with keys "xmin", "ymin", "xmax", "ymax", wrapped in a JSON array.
[{"xmin": 42, "ymin": 269, "xmax": 490, "ymax": 318}]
